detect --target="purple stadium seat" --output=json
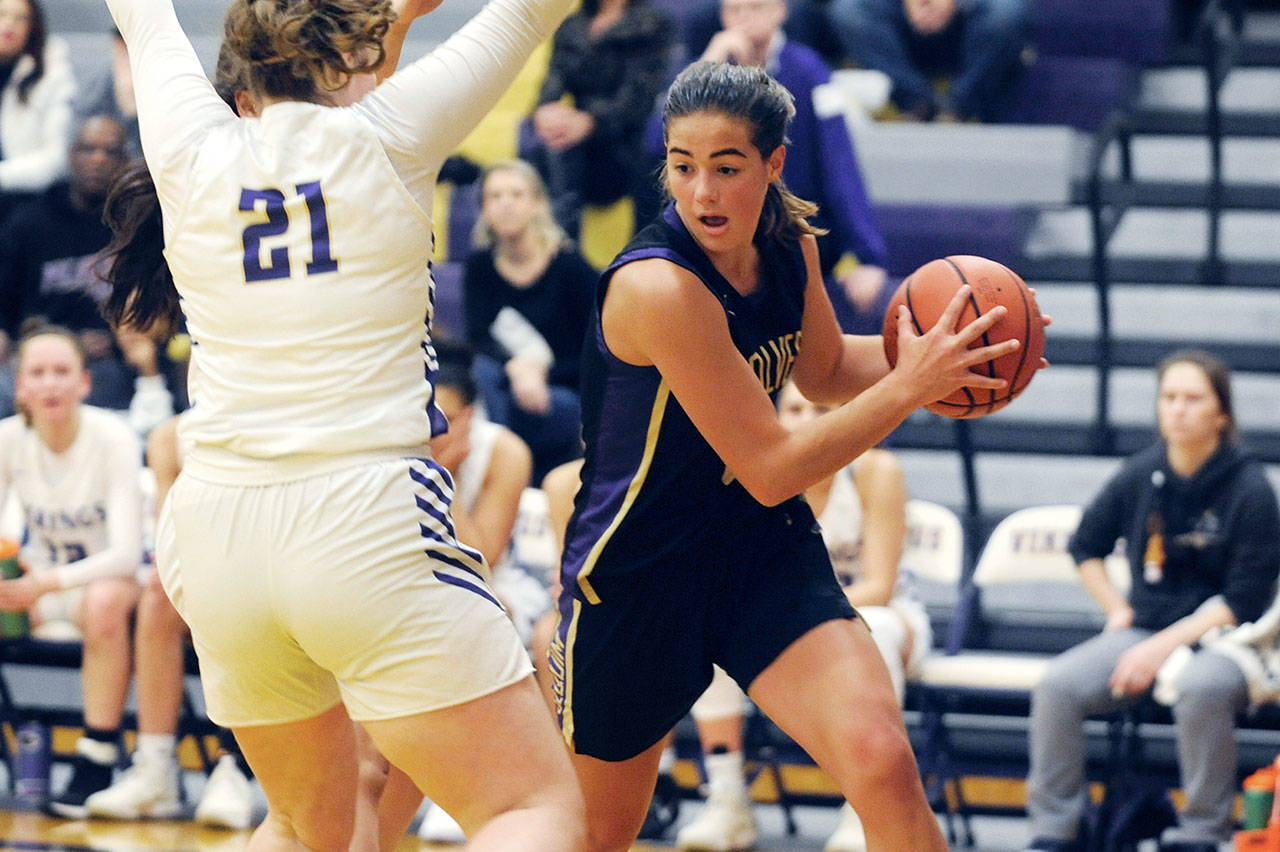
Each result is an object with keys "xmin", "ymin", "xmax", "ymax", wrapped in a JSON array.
[
  {"xmin": 1030, "ymin": 0, "xmax": 1175, "ymax": 66},
  {"xmin": 874, "ymin": 205, "xmax": 1035, "ymax": 279},
  {"xmin": 998, "ymin": 54, "xmax": 1138, "ymax": 132},
  {"xmin": 430, "ymin": 260, "xmax": 466, "ymax": 340},
  {"xmin": 447, "ymin": 181, "xmax": 482, "ymax": 263}
]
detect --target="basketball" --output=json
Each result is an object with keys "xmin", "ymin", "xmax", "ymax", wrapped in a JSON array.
[{"xmin": 881, "ymin": 255, "xmax": 1045, "ymax": 419}]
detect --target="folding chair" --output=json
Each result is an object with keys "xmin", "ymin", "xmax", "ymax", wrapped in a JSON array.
[{"xmin": 911, "ymin": 505, "xmax": 1126, "ymax": 846}]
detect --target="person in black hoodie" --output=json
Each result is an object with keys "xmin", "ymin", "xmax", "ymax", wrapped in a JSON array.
[
  {"xmin": 0, "ymin": 114, "xmax": 126, "ymax": 338},
  {"xmin": 1024, "ymin": 349, "xmax": 1280, "ymax": 852}
]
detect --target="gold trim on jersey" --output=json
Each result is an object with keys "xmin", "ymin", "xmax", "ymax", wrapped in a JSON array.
[
  {"xmin": 551, "ymin": 598, "xmax": 582, "ymax": 749},
  {"xmin": 575, "ymin": 379, "xmax": 671, "ymax": 605}
]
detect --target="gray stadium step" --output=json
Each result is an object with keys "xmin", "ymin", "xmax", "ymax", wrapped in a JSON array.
[
  {"xmin": 896, "ymin": 446, "xmax": 1280, "ymax": 522},
  {"xmin": 1024, "ymin": 207, "xmax": 1280, "ymax": 263}
]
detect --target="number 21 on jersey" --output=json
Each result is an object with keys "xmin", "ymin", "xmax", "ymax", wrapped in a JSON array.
[{"xmin": 240, "ymin": 181, "xmax": 338, "ymax": 283}]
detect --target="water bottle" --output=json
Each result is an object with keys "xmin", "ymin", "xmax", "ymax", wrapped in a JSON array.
[
  {"xmin": 0, "ymin": 538, "xmax": 30, "ymax": 639},
  {"xmin": 13, "ymin": 720, "xmax": 49, "ymax": 804}
]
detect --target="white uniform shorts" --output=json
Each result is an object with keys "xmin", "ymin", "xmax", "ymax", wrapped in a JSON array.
[{"xmin": 156, "ymin": 455, "xmax": 532, "ymax": 727}]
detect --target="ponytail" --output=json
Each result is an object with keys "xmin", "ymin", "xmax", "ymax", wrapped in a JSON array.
[{"xmin": 100, "ymin": 163, "xmax": 181, "ymax": 336}]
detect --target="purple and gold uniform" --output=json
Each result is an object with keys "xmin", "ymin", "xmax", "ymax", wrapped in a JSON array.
[{"xmin": 550, "ymin": 204, "xmax": 856, "ymax": 761}]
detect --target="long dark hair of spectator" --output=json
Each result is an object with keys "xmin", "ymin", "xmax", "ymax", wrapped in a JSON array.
[
  {"xmin": 1157, "ymin": 348, "xmax": 1238, "ymax": 444},
  {"xmin": 14, "ymin": 0, "xmax": 48, "ymax": 104},
  {"xmin": 100, "ymin": 162, "xmax": 181, "ymax": 335},
  {"xmin": 661, "ymin": 61, "xmax": 824, "ymax": 243}
]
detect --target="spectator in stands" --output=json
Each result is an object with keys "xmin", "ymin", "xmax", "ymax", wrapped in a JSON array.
[
  {"xmin": 829, "ymin": 0, "xmax": 1028, "ymax": 122},
  {"xmin": 0, "ymin": 0, "xmax": 75, "ymax": 221},
  {"xmin": 84, "ymin": 410, "xmax": 256, "ymax": 830},
  {"xmin": 523, "ymin": 0, "xmax": 675, "ymax": 237},
  {"xmin": 676, "ymin": 381, "xmax": 931, "ymax": 852},
  {"xmin": 1024, "ymin": 350, "xmax": 1280, "ymax": 852},
  {"xmin": 0, "ymin": 115, "xmax": 144, "ymax": 417},
  {"xmin": 691, "ymin": 0, "xmax": 891, "ymax": 332},
  {"xmin": 0, "ymin": 325, "xmax": 143, "ymax": 819},
  {"xmin": 464, "ymin": 159, "xmax": 595, "ymax": 482},
  {"xmin": 73, "ymin": 29, "xmax": 141, "ymax": 160},
  {"xmin": 677, "ymin": 0, "xmax": 842, "ymax": 74},
  {"xmin": 0, "ymin": 115, "xmax": 128, "ymax": 353},
  {"xmin": 110, "ymin": 321, "xmax": 185, "ymax": 441}
]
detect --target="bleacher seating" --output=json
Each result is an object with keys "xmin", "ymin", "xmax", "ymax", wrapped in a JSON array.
[{"xmin": 18, "ymin": 0, "xmax": 1280, "ymax": 831}]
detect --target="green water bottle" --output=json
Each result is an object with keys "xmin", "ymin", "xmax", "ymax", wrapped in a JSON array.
[{"xmin": 0, "ymin": 538, "xmax": 31, "ymax": 639}]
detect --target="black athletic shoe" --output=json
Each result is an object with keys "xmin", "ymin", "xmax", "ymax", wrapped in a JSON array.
[{"xmin": 43, "ymin": 745, "xmax": 115, "ymax": 820}]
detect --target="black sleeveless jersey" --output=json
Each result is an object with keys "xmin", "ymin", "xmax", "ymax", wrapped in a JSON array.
[{"xmin": 561, "ymin": 203, "xmax": 810, "ymax": 604}]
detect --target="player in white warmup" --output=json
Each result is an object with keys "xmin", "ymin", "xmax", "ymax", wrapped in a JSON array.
[
  {"xmin": 98, "ymin": 0, "xmax": 586, "ymax": 847},
  {"xmin": 0, "ymin": 326, "xmax": 143, "ymax": 818}
]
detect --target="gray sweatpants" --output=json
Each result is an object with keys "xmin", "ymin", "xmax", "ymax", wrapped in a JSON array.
[{"xmin": 1026, "ymin": 628, "xmax": 1248, "ymax": 845}]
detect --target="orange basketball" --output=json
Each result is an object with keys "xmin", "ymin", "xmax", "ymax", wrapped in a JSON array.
[{"xmin": 881, "ymin": 255, "xmax": 1044, "ymax": 419}]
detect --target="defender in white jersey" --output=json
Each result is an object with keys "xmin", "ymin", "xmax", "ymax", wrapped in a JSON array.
[
  {"xmin": 99, "ymin": 0, "xmax": 585, "ymax": 847},
  {"xmin": 0, "ymin": 327, "xmax": 143, "ymax": 818}
]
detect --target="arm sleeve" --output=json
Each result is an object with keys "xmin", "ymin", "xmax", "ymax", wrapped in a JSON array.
[
  {"xmin": 53, "ymin": 430, "xmax": 143, "ymax": 588},
  {"xmin": 128, "ymin": 375, "xmax": 175, "ymax": 442},
  {"xmin": 463, "ymin": 254, "xmax": 510, "ymax": 363},
  {"xmin": 808, "ymin": 67, "xmax": 888, "ymax": 269},
  {"xmin": 580, "ymin": 16, "xmax": 675, "ymax": 138},
  {"xmin": 0, "ymin": 42, "xmax": 75, "ymax": 192},
  {"xmin": 1221, "ymin": 476, "xmax": 1280, "ymax": 625},
  {"xmin": 536, "ymin": 23, "xmax": 574, "ymax": 105},
  {"xmin": 105, "ymin": 0, "xmax": 234, "ymax": 214},
  {"xmin": 1068, "ymin": 465, "xmax": 1133, "ymax": 565},
  {"xmin": 358, "ymin": 0, "xmax": 576, "ymax": 196}
]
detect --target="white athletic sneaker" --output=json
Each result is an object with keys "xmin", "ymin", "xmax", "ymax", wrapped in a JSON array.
[
  {"xmin": 675, "ymin": 791, "xmax": 757, "ymax": 852},
  {"xmin": 194, "ymin": 755, "xmax": 254, "ymax": 830},
  {"xmin": 418, "ymin": 802, "xmax": 466, "ymax": 843},
  {"xmin": 823, "ymin": 803, "xmax": 868, "ymax": 852},
  {"xmin": 84, "ymin": 750, "xmax": 181, "ymax": 820}
]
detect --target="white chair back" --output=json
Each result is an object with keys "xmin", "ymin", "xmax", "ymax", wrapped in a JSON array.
[
  {"xmin": 902, "ymin": 499, "xmax": 965, "ymax": 585},
  {"xmin": 972, "ymin": 504, "xmax": 1083, "ymax": 586}
]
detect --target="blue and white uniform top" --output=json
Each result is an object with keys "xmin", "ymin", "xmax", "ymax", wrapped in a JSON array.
[
  {"xmin": 104, "ymin": 0, "xmax": 575, "ymax": 485},
  {"xmin": 562, "ymin": 203, "xmax": 809, "ymax": 604},
  {"xmin": 0, "ymin": 407, "xmax": 142, "ymax": 588}
]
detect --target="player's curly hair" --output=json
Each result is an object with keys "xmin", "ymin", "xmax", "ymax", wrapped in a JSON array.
[{"xmin": 223, "ymin": 0, "xmax": 396, "ymax": 102}]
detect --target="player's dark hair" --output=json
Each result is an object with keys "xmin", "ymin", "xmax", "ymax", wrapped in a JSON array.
[
  {"xmin": 100, "ymin": 162, "xmax": 181, "ymax": 336},
  {"xmin": 1157, "ymin": 348, "xmax": 1238, "ymax": 443},
  {"xmin": 11, "ymin": 0, "xmax": 47, "ymax": 104},
  {"xmin": 223, "ymin": 0, "xmax": 394, "ymax": 103},
  {"xmin": 434, "ymin": 337, "xmax": 478, "ymax": 405},
  {"xmin": 661, "ymin": 60, "xmax": 824, "ymax": 242}
]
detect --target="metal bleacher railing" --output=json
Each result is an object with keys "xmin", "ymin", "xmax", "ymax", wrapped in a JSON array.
[{"xmin": 1083, "ymin": 0, "xmax": 1259, "ymax": 459}]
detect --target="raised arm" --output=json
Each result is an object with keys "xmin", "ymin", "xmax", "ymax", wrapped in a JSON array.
[
  {"xmin": 104, "ymin": 0, "xmax": 233, "ymax": 209},
  {"xmin": 378, "ymin": 0, "xmax": 445, "ymax": 82},
  {"xmin": 360, "ymin": 0, "xmax": 575, "ymax": 177}
]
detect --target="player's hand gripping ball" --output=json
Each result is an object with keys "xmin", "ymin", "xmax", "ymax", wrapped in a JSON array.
[{"xmin": 882, "ymin": 255, "xmax": 1045, "ymax": 419}]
